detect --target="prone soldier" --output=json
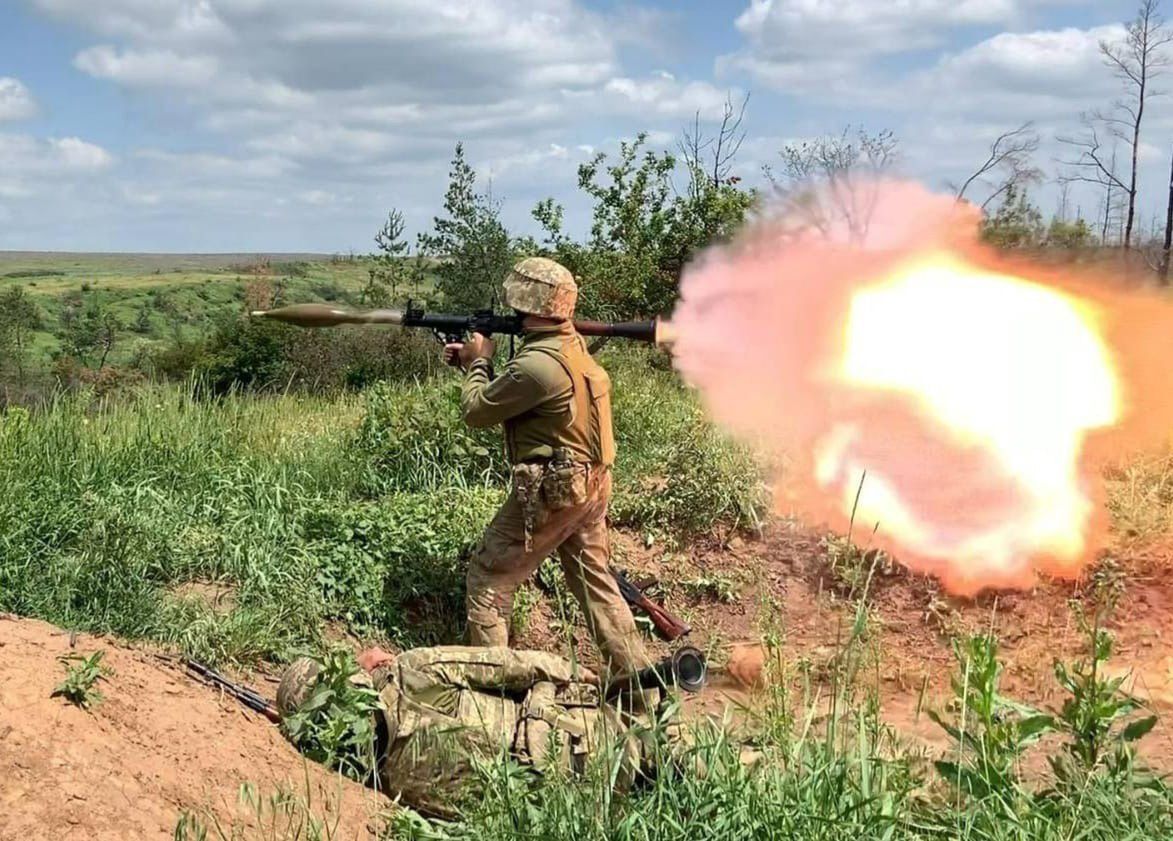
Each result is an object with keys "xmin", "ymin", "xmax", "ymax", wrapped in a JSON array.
[{"xmin": 277, "ymin": 646, "xmax": 676, "ymax": 820}]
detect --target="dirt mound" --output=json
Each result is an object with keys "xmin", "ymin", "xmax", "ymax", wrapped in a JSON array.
[{"xmin": 0, "ymin": 616, "xmax": 383, "ymax": 841}]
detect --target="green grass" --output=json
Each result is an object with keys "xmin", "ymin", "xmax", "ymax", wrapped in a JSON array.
[{"xmin": 0, "ymin": 354, "xmax": 762, "ymax": 664}]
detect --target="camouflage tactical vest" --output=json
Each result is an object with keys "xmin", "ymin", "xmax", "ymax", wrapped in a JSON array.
[
  {"xmin": 505, "ymin": 327, "xmax": 616, "ymax": 467},
  {"xmin": 373, "ymin": 659, "xmax": 636, "ymax": 820}
]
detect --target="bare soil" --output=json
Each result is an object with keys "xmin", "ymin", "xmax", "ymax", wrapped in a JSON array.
[
  {"xmin": 0, "ymin": 616, "xmax": 382, "ymax": 841},
  {"xmin": 519, "ymin": 521, "xmax": 1173, "ymax": 767}
]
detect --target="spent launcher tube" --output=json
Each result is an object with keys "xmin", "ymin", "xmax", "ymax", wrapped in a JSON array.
[{"xmin": 250, "ymin": 302, "xmax": 676, "ymax": 346}]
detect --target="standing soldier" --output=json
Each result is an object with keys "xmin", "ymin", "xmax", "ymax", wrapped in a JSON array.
[{"xmin": 443, "ymin": 257, "xmax": 653, "ymax": 679}]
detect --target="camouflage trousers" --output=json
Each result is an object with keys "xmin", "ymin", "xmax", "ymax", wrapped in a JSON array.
[{"xmin": 466, "ymin": 465, "xmax": 652, "ymax": 677}]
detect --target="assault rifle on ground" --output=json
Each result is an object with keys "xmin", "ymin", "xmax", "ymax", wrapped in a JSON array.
[
  {"xmin": 250, "ymin": 301, "xmax": 674, "ymax": 346},
  {"xmin": 612, "ymin": 568, "xmax": 691, "ymax": 641},
  {"xmin": 185, "ymin": 658, "xmax": 281, "ymax": 724}
]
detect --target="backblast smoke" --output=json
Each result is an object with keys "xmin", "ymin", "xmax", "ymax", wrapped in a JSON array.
[{"xmin": 669, "ymin": 181, "xmax": 1173, "ymax": 595}]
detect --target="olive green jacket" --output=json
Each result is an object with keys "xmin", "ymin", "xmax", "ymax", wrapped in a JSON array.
[{"xmin": 460, "ymin": 322, "xmax": 615, "ymax": 466}]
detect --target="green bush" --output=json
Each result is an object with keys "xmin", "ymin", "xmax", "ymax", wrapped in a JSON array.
[
  {"xmin": 354, "ymin": 379, "xmax": 507, "ymax": 494},
  {"xmin": 606, "ymin": 348, "xmax": 766, "ymax": 532},
  {"xmin": 280, "ymin": 649, "xmax": 383, "ymax": 782}
]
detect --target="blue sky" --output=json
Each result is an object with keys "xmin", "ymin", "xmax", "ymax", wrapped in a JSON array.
[{"xmin": 0, "ymin": 0, "xmax": 1159, "ymax": 252}]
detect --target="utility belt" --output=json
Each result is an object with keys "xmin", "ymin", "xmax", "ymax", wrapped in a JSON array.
[{"xmin": 511, "ymin": 448, "xmax": 607, "ymax": 551}]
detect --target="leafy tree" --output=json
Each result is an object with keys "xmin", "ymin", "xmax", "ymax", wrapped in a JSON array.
[
  {"xmin": 981, "ymin": 185, "xmax": 1044, "ymax": 249},
  {"xmin": 0, "ymin": 285, "xmax": 42, "ymax": 385},
  {"xmin": 1046, "ymin": 217, "xmax": 1095, "ymax": 249},
  {"xmin": 363, "ymin": 208, "xmax": 413, "ymax": 306},
  {"xmin": 534, "ymin": 130, "xmax": 753, "ymax": 319},
  {"xmin": 417, "ymin": 144, "xmax": 515, "ymax": 311},
  {"xmin": 60, "ymin": 301, "xmax": 121, "ymax": 370}
]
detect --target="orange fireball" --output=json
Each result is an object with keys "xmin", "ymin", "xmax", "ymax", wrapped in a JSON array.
[{"xmin": 671, "ymin": 182, "xmax": 1172, "ymax": 595}]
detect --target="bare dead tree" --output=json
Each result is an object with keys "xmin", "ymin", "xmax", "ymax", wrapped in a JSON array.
[
  {"xmin": 679, "ymin": 92, "xmax": 750, "ymax": 197},
  {"xmin": 766, "ymin": 126, "xmax": 899, "ymax": 242},
  {"xmin": 1059, "ymin": 126, "xmax": 1130, "ymax": 244},
  {"xmin": 1059, "ymin": 0, "xmax": 1173, "ymax": 248},
  {"xmin": 1057, "ymin": 178, "xmax": 1073, "ymax": 220},
  {"xmin": 954, "ymin": 123, "xmax": 1042, "ymax": 209},
  {"xmin": 1161, "ymin": 145, "xmax": 1173, "ymax": 281}
]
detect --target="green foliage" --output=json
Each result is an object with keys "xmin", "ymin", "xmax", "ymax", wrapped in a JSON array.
[
  {"xmin": 680, "ymin": 574, "xmax": 739, "ymax": 604},
  {"xmin": 280, "ymin": 650, "xmax": 383, "ymax": 782},
  {"xmin": 4, "ymin": 269, "xmax": 65, "ymax": 278},
  {"xmin": 195, "ymin": 314, "xmax": 291, "ymax": 393},
  {"xmin": 364, "ymin": 208, "xmax": 424, "ymax": 307},
  {"xmin": 929, "ymin": 634, "xmax": 1055, "ymax": 805},
  {"xmin": 534, "ymin": 133, "xmax": 753, "ymax": 319},
  {"xmin": 0, "ymin": 285, "xmax": 42, "ymax": 383},
  {"xmin": 981, "ymin": 186, "xmax": 1045, "ymax": 249},
  {"xmin": 0, "ymin": 361, "xmax": 757, "ymax": 663},
  {"xmin": 59, "ymin": 300, "xmax": 121, "ymax": 369},
  {"xmin": 1050, "ymin": 612, "xmax": 1157, "ymax": 782},
  {"xmin": 175, "ymin": 313, "xmax": 439, "ymax": 395},
  {"xmin": 52, "ymin": 650, "xmax": 112, "ymax": 709},
  {"xmin": 355, "ymin": 379, "xmax": 506, "ymax": 494},
  {"xmin": 605, "ymin": 349, "xmax": 766, "ymax": 532},
  {"xmin": 418, "ymin": 144, "xmax": 516, "ymax": 311},
  {"xmin": 1046, "ymin": 217, "xmax": 1094, "ymax": 249}
]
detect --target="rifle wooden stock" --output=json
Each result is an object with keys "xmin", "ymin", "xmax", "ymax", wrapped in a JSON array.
[{"xmin": 612, "ymin": 569, "xmax": 690, "ymax": 641}]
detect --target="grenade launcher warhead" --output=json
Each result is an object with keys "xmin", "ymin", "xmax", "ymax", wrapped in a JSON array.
[{"xmin": 249, "ymin": 301, "xmax": 675, "ymax": 346}]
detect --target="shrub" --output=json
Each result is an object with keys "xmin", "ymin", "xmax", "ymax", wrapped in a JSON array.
[{"xmin": 280, "ymin": 649, "xmax": 383, "ymax": 782}]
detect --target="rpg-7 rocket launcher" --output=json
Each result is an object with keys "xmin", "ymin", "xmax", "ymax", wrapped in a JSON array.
[
  {"xmin": 250, "ymin": 301, "xmax": 674, "ymax": 346},
  {"xmin": 605, "ymin": 646, "xmax": 708, "ymax": 701}
]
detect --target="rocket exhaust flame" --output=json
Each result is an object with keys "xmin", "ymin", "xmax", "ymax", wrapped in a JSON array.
[{"xmin": 669, "ymin": 181, "xmax": 1173, "ymax": 595}]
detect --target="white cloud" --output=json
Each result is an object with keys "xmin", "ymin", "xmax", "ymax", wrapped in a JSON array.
[
  {"xmin": 600, "ymin": 73, "xmax": 735, "ymax": 118},
  {"xmin": 919, "ymin": 25, "xmax": 1125, "ymax": 116},
  {"xmin": 75, "ymin": 46, "xmax": 219, "ymax": 88},
  {"xmin": 723, "ymin": 0, "xmax": 1095, "ymax": 94},
  {"xmin": 0, "ymin": 134, "xmax": 114, "ymax": 227},
  {"xmin": 0, "ymin": 77, "xmax": 37, "ymax": 122},
  {"xmin": 0, "ymin": 134, "xmax": 113, "ymax": 174}
]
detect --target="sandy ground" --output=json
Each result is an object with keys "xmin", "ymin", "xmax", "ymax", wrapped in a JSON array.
[{"xmin": 0, "ymin": 616, "xmax": 383, "ymax": 841}]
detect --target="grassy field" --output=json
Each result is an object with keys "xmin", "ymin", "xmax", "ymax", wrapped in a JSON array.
[
  {"xmin": 0, "ymin": 251, "xmax": 416, "ymax": 370},
  {"xmin": 4, "ymin": 253, "xmax": 1172, "ymax": 839}
]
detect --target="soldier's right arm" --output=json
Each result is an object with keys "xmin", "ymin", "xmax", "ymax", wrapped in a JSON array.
[
  {"xmin": 459, "ymin": 353, "xmax": 570, "ymax": 428},
  {"xmin": 398, "ymin": 646, "xmax": 583, "ymax": 692}
]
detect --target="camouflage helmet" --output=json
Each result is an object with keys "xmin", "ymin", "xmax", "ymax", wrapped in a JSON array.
[
  {"xmin": 502, "ymin": 257, "xmax": 577, "ymax": 319},
  {"xmin": 277, "ymin": 657, "xmax": 322, "ymax": 717}
]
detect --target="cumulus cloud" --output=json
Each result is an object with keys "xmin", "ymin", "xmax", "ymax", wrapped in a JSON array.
[
  {"xmin": 722, "ymin": 0, "xmax": 1096, "ymax": 94},
  {"xmin": 600, "ymin": 73, "xmax": 736, "ymax": 118},
  {"xmin": 75, "ymin": 46, "xmax": 219, "ymax": 88},
  {"xmin": 919, "ymin": 25, "xmax": 1125, "ymax": 116},
  {"xmin": 32, "ymin": 0, "xmax": 733, "ymax": 182},
  {"xmin": 0, "ymin": 77, "xmax": 38, "ymax": 122},
  {"xmin": 0, "ymin": 133, "xmax": 113, "ymax": 208},
  {"xmin": 0, "ymin": 134, "xmax": 113, "ymax": 174}
]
